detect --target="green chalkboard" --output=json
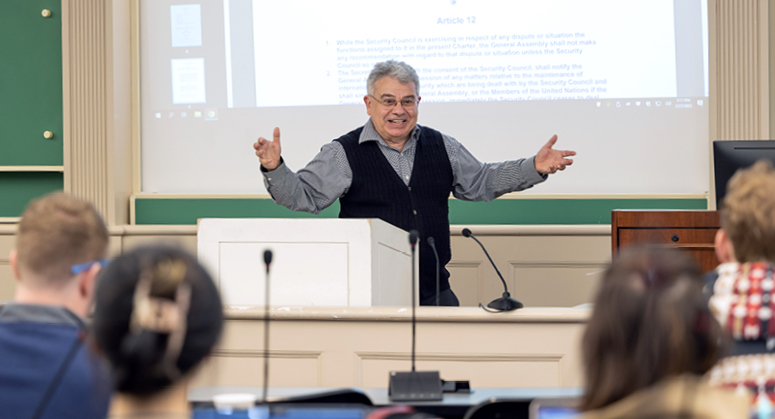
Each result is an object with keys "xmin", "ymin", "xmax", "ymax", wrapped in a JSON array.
[
  {"xmin": 134, "ymin": 197, "xmax": 707, "ymax": 225},
  {"xmin": 0, "ymin": 0, "xmax": 63, "ymax": 166},
  {"xmin": 0, "ymin": 172, "xmax": 63, "ymax": 217}
]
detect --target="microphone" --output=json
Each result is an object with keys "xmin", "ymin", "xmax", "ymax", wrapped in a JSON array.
[
  {"xmin": 461, "ymin": 228, "xmax": 523, "ymax": 311},
  {"xmin": 261, "ymin": 249, "xmax": 273, "ymax": 403},
  {"xmin": 388, "ymin": 230, "xmax": 442, "ymax": 402},
  {"xmin": 263, "ymin": 249, "xmax": 272, "ymax": 271},
  {"xmin": 427, "ymin": 237, "xmax": 440, "ymax": 306},
  {"xmin": 409, "ymin": 230, "xmax": 418, "ymax": 371}
]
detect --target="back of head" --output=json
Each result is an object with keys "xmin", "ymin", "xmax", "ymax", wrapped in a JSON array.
[
  {"xmin": 367, "ymin": 60, "xmax": 420, "ymax": 96},
  {"xmin": 92, "ymin": 245, "xmax": 223, "ymax": 396},
  {"xmin": 581, "ymin": 248, "xmax": 726, "ymax": 411},
  {"xmin": 15, "ymin": 192, "xmax": 108, "ymax": 286},
  {"xmin": 721, "ymin": 160, "xmax": 775, "ymax": 263}
]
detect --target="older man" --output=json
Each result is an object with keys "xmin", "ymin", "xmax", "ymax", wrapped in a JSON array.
[
  {"xmin": 254, "ymin": 60, "xmax": 575, "ymax": 306},
  {"xmin": 0, "ymin": 193, "xmax": 112, "ymax": 419}
]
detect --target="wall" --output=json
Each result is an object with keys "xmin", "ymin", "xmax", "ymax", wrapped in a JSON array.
[{"xmin": 0, "ymin": 225, "xmax": 609, "ymax": 307}]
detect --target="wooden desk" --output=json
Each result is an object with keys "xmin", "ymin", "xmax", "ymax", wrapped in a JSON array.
[
  {"xmin": 189, "ymin": 306, "xmax": 589, "ymax": 390},
  {"xmin": 611, "ymin": 210, "xmax": 720, "ymax": 272}
]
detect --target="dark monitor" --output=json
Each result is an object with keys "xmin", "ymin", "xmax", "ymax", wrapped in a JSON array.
[{"xmin": 713, "ymin": 140, "xmax": 775, "ymax": 209}]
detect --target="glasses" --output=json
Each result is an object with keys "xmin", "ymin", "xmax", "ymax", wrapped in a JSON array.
[
  {"xmin": 369, "ymin": 95, "xmax": 417, "ymax": 109},
  {"xmin": 71, "ymin": 259, "xmax": 110, "ymax": 275}
]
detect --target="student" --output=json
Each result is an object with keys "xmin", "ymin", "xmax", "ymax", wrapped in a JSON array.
[
  {"xmin": 92, "ymin": 245, "xmax": 223, "ymax": 418},
  {"xmin": 0, "ymin": 192, "xmax": 112, "ymax": 419},
  {"xmin": 580, "ymin": 248, "xmax": 748, "ymax": 419},
  {"xmin": 706, "ymin": 160, "xmax": 775, "ymax": 415}
]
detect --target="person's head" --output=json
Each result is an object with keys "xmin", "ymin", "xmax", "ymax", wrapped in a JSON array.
[
  {"xmin": 10, "ymin": 192, "xmax": 109, "ymax": 316},
  {"xmin": 92, "ymin": 245, "xmax": 223, "ymax": 396},
  {"xmin": 364, "ymin": 60, "xmax": 421, "ymax": 146},
  {"xmin": 581, "ymin": 248, "xmax": 726, "ymax": 411},
  {"xmin": 716, "ymin": 160, "xmax": 775, "ymax": 264}
]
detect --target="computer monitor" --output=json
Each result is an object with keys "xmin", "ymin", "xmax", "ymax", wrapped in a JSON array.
[{"xmin": 713, "ymin": 140, "xmax": 775, "ymax": 209}]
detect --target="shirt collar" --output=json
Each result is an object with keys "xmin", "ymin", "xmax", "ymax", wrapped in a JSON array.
[
  {"xmin": 0, "ymin": 303, "xmax": 85, "ymax": 328},
  {"xmin": 359, "ymin": 119, "xmax": 421, "ymax": 148}
]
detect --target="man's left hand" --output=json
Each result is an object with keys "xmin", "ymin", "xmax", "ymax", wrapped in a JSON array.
[{"xmin": 534, "ymin": 135, "xmax": 576, "ymax": 175}]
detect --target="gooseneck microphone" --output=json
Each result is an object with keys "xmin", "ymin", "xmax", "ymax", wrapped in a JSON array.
[
  {"xmin": 388, "ymin": 230, "xmax": 442, "ymax": 401},
  {"xmin": 461, "ymin": 228, "xmax": 523, "ymax": 311},
  {"xmin": 262, "ymin": 249, "xmax": 273, "ymax": 403},
  {"xmin": 408, "ymin": 230, "xmax": 418, "ymax": 371},
  {"xmin": 426, "ymin": 237, "xmax": 440, "ymax": 306}
]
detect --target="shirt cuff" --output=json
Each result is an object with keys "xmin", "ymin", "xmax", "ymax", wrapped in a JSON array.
[
  {"xmin": 260, "ymin": 157, "xmax": 285, "ymax": 173},
  {"xmin": 524, "ymin": 156, "xmax": 548, "ymax": 183},
  {"xmin": 261, "ymin": 159, "xmax": 293, "ymax": 189}
]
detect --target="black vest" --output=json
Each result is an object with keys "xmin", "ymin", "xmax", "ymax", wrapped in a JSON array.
[{"xmin": 335, "ymin": 126, "xmax": 453, "ymax": 299}]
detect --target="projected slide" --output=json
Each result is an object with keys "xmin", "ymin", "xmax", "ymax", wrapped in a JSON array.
[
  {"xmin": 251, "ymin": 0, "xmax": 680, "ymax": 105},
  {"xmin": 140, "ymin": 0, "xmax": 710, "ymax": 196}
]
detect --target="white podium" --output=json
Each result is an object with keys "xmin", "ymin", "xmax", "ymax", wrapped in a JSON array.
[{"xmin": 197, "ymin": 218, "xmax": 419, "ymax": 307}]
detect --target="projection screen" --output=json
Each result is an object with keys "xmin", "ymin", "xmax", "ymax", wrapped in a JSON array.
[{"xmin": 140, "ymin": 0, "xmax": 710, "ymax": 195}]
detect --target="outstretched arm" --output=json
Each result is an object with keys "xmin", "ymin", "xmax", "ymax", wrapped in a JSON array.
[
  {"xmin": 448, "ymin": 134, "xmax": 576, "ymax": 201},
  {"xmin": 534, "ymin": 135, "xmax": 576, "ymax": 175}
]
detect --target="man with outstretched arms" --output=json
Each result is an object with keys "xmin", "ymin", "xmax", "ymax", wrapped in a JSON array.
[{"xmin": 254, "ymin": 60, "xmax": 575, "ymax": 306}]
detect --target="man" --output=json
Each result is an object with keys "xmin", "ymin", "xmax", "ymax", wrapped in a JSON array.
[
  {"xmin": 0, "ymin": 192, "xmax": 112, "ymax": 419},
  {"xmin": 254, "ymin": 60, "xmax": 575, "ymax": 306}
]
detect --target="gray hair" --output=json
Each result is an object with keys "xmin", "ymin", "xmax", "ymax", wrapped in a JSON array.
[{"xmin": 366, "ymin": 60, "xmax": 420, "ymax": 96}]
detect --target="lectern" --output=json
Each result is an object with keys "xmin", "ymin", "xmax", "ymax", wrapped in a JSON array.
[
  {"xmin": 611, "ymin": 210, "xmax": 720, "ymax": 273},
  {"xmin": 197, "ymin": 218, "xmax": 419, "ymax": 307}
]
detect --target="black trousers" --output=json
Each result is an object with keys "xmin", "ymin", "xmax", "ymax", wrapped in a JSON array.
[{"xmin": 420, "ymin": 288, "xmax": 460, "ymax": 306}]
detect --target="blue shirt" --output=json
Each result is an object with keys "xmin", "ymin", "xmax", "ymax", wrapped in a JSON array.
[{"xmin": 0, "ymin": 304, "xmax": 112, "ymax": 419}]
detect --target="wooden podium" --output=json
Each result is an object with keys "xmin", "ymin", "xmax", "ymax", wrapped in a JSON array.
[{"xmin": 611, "ymin": 210, "xmax": 720, "ymax": 273}]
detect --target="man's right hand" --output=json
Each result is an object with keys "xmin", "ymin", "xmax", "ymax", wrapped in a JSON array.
[{"xmin": 253, "ymin": 127, "xmax": 282, "ymax": 171}]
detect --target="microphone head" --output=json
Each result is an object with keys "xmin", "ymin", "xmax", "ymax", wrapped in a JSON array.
[
  {"xmin": 409, "ymin": 230, "xmax": 419, "ymax": 245},
  {"xmin": 427, "ymin": 236, "xmax": 435, "ymax": 246},
  {"xmin": 263, "ymin": 250, "xmax": 273, "ymax": 265},
  {"xmin": 461, "ymin": 228, "xmax": 472, "ymax": 238}
]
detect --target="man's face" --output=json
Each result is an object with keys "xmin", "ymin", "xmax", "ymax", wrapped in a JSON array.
[{"xmin": 364, "ymin": 76, "xmax": 420, "ymax": 146}]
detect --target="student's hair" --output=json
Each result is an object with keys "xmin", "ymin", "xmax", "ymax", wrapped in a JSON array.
[
  {"xmin": 15, "ymin": 192, "xmax": 108, "ymax": 284},
  {"xmin": 92, "ymin": 245, "xmax": 223, "ymax": 395},
  {"xmin": 721, "ymin": 160, "xmax": 775, "ymax": 263},
  {"xmin": 367, "ymin": 60, "xmax": 420, "ymax": 96},
  {"xmin": 580, "ymin": 248, "xmax": 726, "ymax": 411}
]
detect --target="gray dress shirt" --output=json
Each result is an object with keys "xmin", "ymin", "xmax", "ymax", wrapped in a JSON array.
[{"xmin": 262, "ymin": 119, "xmax": 547, "ymax": 214}]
